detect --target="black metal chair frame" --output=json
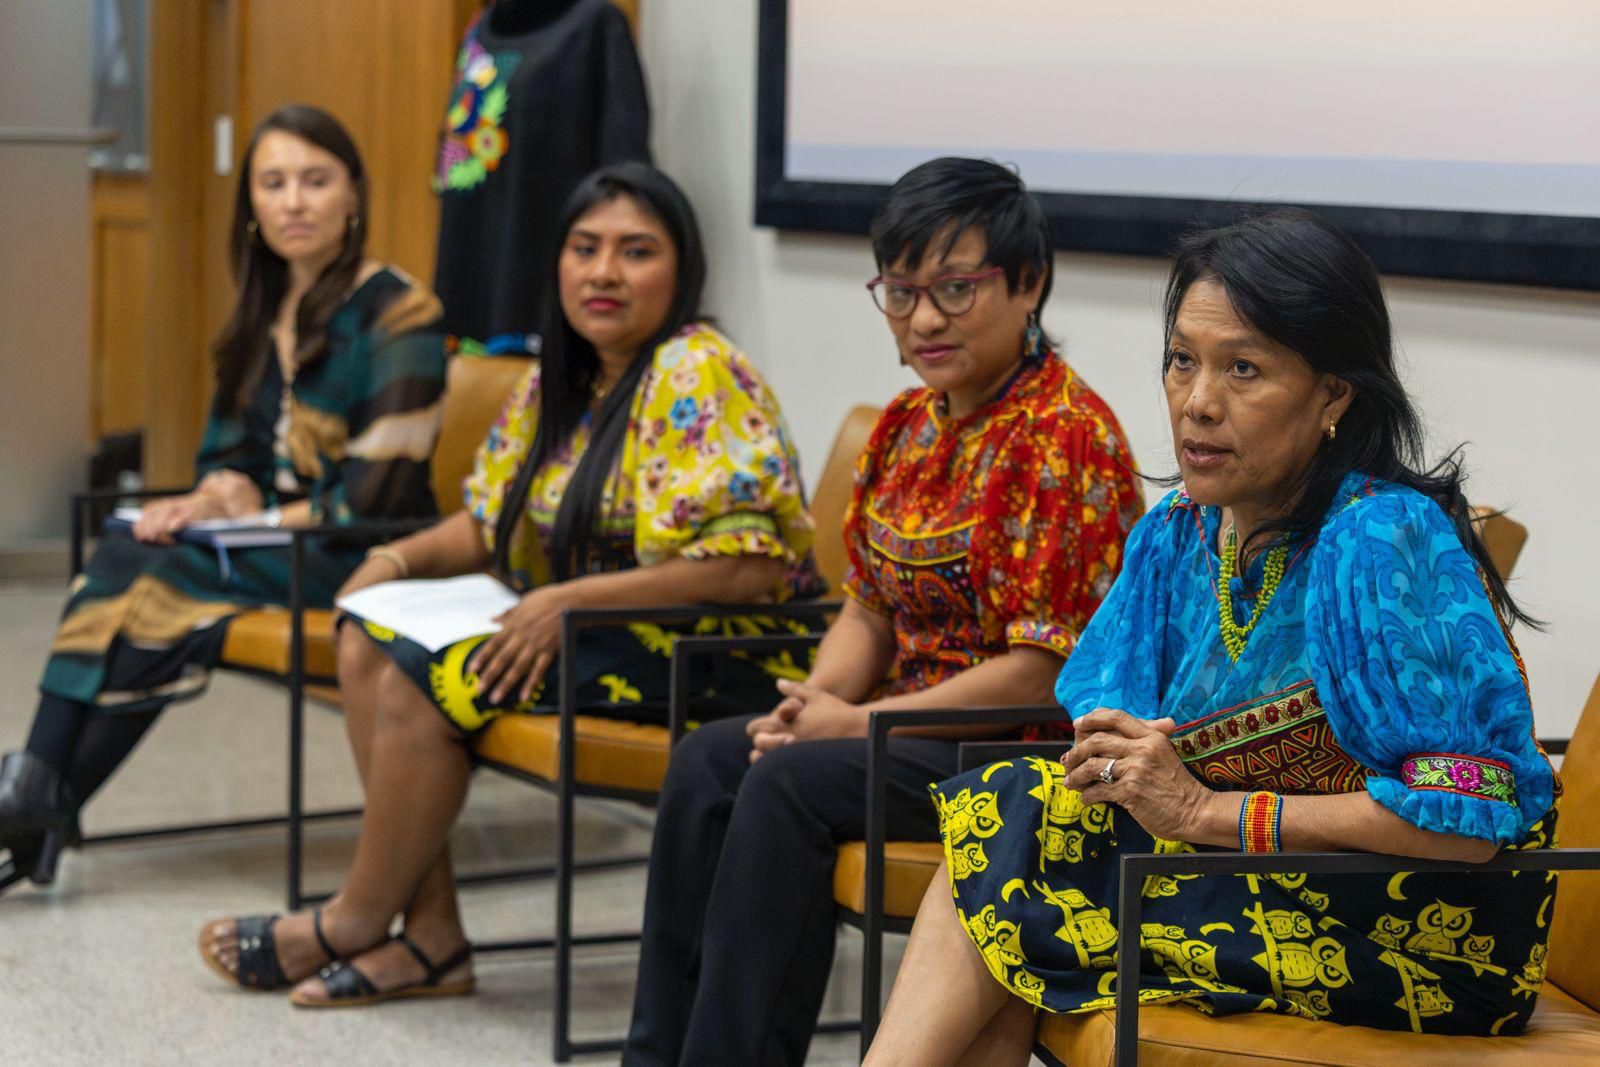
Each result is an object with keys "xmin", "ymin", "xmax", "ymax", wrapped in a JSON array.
[
  {"xmin": 62, "ymin": 488, "xmax": 429, "ymax": 884},
  {"xmin": 666, "ymin": 636, "xmax": 1073, "ymax": 1059},
  {"xmin": 67, "ymin": 488, "xmax": 842, "ymax": 1060},
  {"xmin": 478, "ymin": 603, "xmax": 837, "ymax": 1061},
  {"xmin": 1084, "ymin": 842, "xmax": 1600, "ymax": 1066},
  {"xmin": 856, "ymin": 705, "xmax": 1067, "ymax": 1056}
]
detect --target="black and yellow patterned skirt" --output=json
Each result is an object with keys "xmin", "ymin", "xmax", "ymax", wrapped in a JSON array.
[
  {"xmin": 932, "ymin": 755, "xmax": 1557, "ymax": 1036},
  {"xmin": 351, "ymin": 612, "xmax": 816, "ymax": 734}
]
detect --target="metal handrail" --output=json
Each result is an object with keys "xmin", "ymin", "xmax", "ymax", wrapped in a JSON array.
[{"xmin": 0, "ymin": 127, "xmax": 118, "ymax": 146}]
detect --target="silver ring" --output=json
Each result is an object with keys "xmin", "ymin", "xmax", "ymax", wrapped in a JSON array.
[{"xmin": 1098, "ymin": 758, "xmax": 1117, "ymax": 784}]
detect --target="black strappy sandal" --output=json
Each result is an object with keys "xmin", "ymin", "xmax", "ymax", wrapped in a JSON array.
[
  {"xmin": 198, "ymin": 908, "xmax": 340, "ymax": 991},
  {"xmin": 290, "ymin": 933, "xmax": 474, "ymax": 1008}
]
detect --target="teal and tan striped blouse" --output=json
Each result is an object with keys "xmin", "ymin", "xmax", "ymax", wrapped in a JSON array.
[{"xmin": 195, "ymin": 267, "xmax": 448, "ymax": 523}]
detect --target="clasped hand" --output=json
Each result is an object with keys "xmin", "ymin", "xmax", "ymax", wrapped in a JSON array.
[
  {"xmin": 467, "ymin": 584, "xmax": 574, "ymax": 706},
  {"xmin": 745, "ymin": 679, "xmax": 865, "ymax": 764},
  {"xmin": 1060, "ymin": 708, "xmax": 1216, "ymax": 842}
]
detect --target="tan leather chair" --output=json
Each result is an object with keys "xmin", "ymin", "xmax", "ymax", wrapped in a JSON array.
[
  {"xmin": 811, "ymin": 405, "xmax": 883, "ymax": 593},
  {"xmin": 1036, "ymin": 674, "xmax": 1600, "ymax": 1065},
  {"xmin": 218, "ymin": 354, "xmax": 533, "ymax": 683},
  {"xmin": 1472, "ymin": 507, "xmax": 1528, "ymax": 582}
]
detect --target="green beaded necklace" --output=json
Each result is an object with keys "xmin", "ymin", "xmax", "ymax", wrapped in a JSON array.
[{"xmin": 1217, "ymin": 526, "xmax": 1289, "ymax": 662}]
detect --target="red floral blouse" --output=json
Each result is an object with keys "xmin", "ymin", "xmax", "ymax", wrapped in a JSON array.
[{"xmin": 843, "ymin": 352, "xmax": 1142, "ymax": 731}]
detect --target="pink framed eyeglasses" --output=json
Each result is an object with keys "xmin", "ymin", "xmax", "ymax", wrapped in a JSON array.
[{"xmin": 865, "ymin": 266, "xmax": 1005, "ymax": 319}]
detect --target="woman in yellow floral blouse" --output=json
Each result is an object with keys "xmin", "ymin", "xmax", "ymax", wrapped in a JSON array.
[{"xmin": 196, "ymin": 163, "xmax": 817, "ymax": 1005}]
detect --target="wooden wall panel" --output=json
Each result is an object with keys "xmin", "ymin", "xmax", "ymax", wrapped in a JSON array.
[
  {"xmin": 236, "ymin": 0, "xmax": 464, "ymax": 284},
  {"xmin": 137, "ymin": 0, "xmax": 638, "ymax": 484},
  {"xmin": 144, "ymin": 0, "xmax": 210, "ymax": 486},
  {"xmin": 89, "ymin": 174, "xmax": 152, "ymax": 437}
]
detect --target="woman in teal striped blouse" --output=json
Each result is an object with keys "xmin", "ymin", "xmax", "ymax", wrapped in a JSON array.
[{"xmin": 0, "ymin": 104, "xmax": 447, "ymax": 894}]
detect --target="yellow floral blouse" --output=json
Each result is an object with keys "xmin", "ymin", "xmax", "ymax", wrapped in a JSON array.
[{"xmin": 464, "ymin": 323, "xmax": 815, "ymax": 590}]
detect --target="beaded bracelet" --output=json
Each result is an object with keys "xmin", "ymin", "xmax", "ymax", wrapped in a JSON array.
[
  {"xmin": 366, "ymin": 546, "xmax": 411, "ymax": 579},
  {"xmin": 1238, "ymin": 791, "xmax": 1283, "ymax": 853}
]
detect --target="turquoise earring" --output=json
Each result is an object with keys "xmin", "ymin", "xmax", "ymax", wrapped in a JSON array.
[{"xmin": 1024, "ymin": 313, "xmax": 1044, "ymax": 359}]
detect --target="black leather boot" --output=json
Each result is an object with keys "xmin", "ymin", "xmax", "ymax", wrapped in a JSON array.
[{"xmin": 0, "ymin": 750, "xmax": 78, "ymax": 891}]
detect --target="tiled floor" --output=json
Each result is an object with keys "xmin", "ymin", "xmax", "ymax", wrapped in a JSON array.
[{"xmin": 0, "ymin": 579, "xmax": 898, "ymax": 1066}]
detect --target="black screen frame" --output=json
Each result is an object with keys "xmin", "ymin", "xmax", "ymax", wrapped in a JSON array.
[{"xmin": 753, "ymin": 0, "xmax": 1600, "ymax": 291}]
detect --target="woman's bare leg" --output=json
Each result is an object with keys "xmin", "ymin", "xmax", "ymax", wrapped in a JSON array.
[
  {"xmin": 287, "ymin": 657, "xmax": 473, "ymax": 997},
  {"xmin": 336, "ymin": 625, "xmax": 461, "ymax": 942},
  {"xmin": 956, "ymin": 995, "xmax": 1036, "ymax": 1067},
  {"xmin": 864, "ymin": 863, "xmax": 1018, "ymax": 1066},
  {"xmin": 202, "ymin": 643, "xmax": 471, "ymax": 985},
  {"xmin": 337, "ymin": 623, "xmax": 385, "ymax": 781}
]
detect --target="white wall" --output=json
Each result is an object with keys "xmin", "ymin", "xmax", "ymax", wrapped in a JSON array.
[{"xmin": 639, "ymin": 0, "xmax": 1600, "ymax": 738}]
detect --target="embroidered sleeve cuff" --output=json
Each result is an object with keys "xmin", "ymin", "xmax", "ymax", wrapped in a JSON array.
[
  {"xmin": 1006, "ymin": 620, "xmax": 1078, "ymax": 658},
  {"xmin": 1401, "ymin": 753, "xmax": 1517, "ymax": 803},
  {"xmin": 1367, "ymin": 755, "xmax": 1534, "ymax": 845},
  {"xmin": 677, "ymin": 513, "xmax": 794, "ymax": 563},
  {"xmin": 842, "ymin": 569, "xmax": 891, "ymax": 617}
]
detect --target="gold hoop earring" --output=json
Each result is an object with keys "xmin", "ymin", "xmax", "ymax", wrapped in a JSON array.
[
  {"xmin": 245, "ymin": 219, "xmax": 259, "ymax": 242},
  {"xmin": 1326, "ymin": 422, "xmax": 1337, "ymax": 441},
  {"xmin": 348, "ymin": 213, "xmax": 361, "ymax": 231}
]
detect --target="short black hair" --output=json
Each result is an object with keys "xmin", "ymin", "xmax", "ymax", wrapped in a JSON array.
[{"xmin": 870, "ymin": 157, "xmax": 1053, "ymax": 310}]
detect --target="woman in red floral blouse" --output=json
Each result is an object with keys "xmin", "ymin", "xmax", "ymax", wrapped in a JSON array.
[{"xmin": 623, "ymin": 157, "xmax": 1143, "ymax": 1067}]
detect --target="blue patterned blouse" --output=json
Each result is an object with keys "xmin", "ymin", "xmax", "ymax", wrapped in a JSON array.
[{"xmin": 1055, "ymin": 470, "xmax": 1556, "ymax": 846}]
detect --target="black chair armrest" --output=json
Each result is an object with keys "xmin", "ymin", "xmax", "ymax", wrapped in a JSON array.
[
  {"xmin": 957, "ymin": 740, "xmax": 1070, "ymax": 773},
  {"xmin": 69, "ymin": 485, "xmax": 191, "ymax": 577},
  {"xmin": 1111, "ymin": 846, "xmax": 1600, "ymax": 1064},
  {"xmin": 282, "ymin": 516, "xmax": 440, "ymax": 685},
  {"xmin": 1540, "ymin": 737, "xmax": 1570, "ymax": 756},
  {"xmin": 72, "ymin": 485, "xmax": 189, "ymax": 505},
  {"xmin": 668, "ymin": 633, "xmax": 824, "ymax": 744},
  {"xmin": 548, "ymin": 602, "xmax": 840, "ymax": 790},
  {"xmin": 559, "ymin": 600, "xmax": 841, "ymax": 631},
  {"xmin": 866, "ymin": 706, "xmax": 1065, "ymax": 877},
  {"xmin": 855, "ymin": 704, "xmax": 1063, "ymax": 1046},
  {"xmin": 557, "ymin": 600, "xmax": 838, "ymax": 739},
  {"xmin": 285, "ymin": 516, "xmax": 438, "ymax": 546}
]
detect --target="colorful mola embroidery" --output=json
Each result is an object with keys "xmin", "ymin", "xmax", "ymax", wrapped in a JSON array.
[{"xmin": 435, "ymin": 33, "xmax": 521, "ymax": 192}]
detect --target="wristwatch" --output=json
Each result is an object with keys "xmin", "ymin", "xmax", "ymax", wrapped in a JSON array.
[{"xmin": 263, "ymin": 508, "xmax": 284, "ymax": 528}]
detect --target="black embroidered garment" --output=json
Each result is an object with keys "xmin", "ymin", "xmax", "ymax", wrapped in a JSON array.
[{"xmin": 432, "ymin": 0, "xmax": 650, "ymax": 349}]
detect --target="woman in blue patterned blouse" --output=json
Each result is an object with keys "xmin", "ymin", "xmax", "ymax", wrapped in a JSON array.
[{"xmin": 867, "ymin": 208, "xmax": 1558, "ymax": 1063}]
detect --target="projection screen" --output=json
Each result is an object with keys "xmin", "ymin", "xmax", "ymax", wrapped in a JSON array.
[{"xmin": 754, "ymin": 0, "xmax": 1600, "ymax": 289}]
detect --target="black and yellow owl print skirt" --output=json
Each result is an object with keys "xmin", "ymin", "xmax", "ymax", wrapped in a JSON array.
[
  {"xmin": 931, "ymin": 756, "xmax": 1557, "ymax": 1036},
  {"xmin": 349, "ymin": 611, "xmax": 814, "ymax": 734}
]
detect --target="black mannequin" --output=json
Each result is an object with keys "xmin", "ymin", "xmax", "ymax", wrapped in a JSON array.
[{"xmin": 486, "ymin": 0, "xmax": 582, "ymax": 36}]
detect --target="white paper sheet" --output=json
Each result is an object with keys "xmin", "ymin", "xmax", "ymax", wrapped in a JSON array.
[{"xmin": 335, "ymin": 574, "xmax": 520, "ymax": 652}]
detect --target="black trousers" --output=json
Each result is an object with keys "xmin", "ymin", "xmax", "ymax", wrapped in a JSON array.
[{"xmin": 623, "ymin": 715, "xmax": 961, "ymax": 1067}]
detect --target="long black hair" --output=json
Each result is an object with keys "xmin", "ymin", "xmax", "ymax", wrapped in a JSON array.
[
  {"xmin": 212, "ymin": 105, "xmax": 368, "ymax": 415},
  {"xmin": 491, "ymin": 162, "xmax": 708, "ymax": 582},
  {"xmin": 1163, "ymin": 207, "xmax": 1534, "ymax": 628}
]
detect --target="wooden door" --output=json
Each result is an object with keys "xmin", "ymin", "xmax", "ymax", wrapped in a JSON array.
[
  {"xmin": 136, "ymin": 0, "xmax": 637, "ymax": 485},
  {"xmin": 141, "ymin": 0, "xmax": 477, "ymax": 485}
]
